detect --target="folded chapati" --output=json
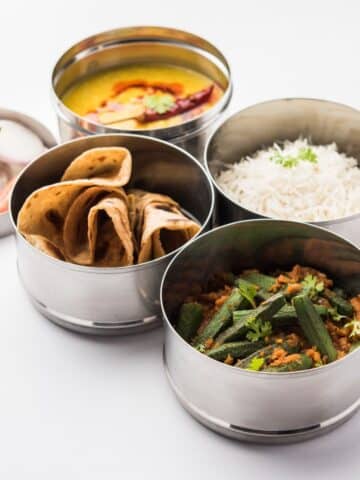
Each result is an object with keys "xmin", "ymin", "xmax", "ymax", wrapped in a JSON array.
[
  {"xmin": 18, "ymin": 182, "xmax": 87, "ymax": 256},
  {"xmin": 23, "ymin": 233, "xmax": 65, "ymax": 261},
  {"xmin": 61, "ymin": 147, "xmax": 132, "ymax": 186},
  {"xmin": 63, "ymin": 187, "xmax": 133, "ymax": 266},
  {"xmin": 17, "ymin": 147, "xmax": 200, "ymax": 267},
  {"xmin": 128, "ymin": 189, "xmax": 200, "ymax": 263}
]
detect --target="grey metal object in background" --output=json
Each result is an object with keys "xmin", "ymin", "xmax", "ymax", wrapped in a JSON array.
[
  {"xmin": 52, "ymin": 26, "xmax": 232, "ymax": 160},
  {"xmin": 161, "ymin": 220, "xmax": 360, "ymax": 443},
  {"xmin": 0, "ymin": 108, "xmax": 56, "ymax": 237},
  {"xmin": 206, "ymin": 98, "xmax": 360, "ymax": 245},
  {"xmin": 10, "ymin": 134, "xmax": 214, "ymax": 334}
]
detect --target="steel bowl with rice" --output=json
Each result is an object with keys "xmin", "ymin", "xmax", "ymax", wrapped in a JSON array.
[{"xmin": 205, "ymin": 98, "xmax": 360, "ymax": 245}]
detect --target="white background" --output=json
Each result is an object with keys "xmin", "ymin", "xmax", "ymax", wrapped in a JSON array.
[{"xmin": 1, "ymin": 0, "xmax": 360, "ymax": 478}]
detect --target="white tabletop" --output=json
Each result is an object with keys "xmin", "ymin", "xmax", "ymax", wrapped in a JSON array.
[{"xmin": 1, "ymin": 0, "xmax": 360, "ymax": 477}]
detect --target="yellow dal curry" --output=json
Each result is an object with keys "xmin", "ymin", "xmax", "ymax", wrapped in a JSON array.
[{"xmin": 62, "ymin": 63, "xmax": 223, "ymax": 130}]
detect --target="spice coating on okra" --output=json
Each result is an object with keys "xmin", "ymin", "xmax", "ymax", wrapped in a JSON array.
[{"xmin": 175, "ymin": 264, "xmax": 360, "ymax": 372}]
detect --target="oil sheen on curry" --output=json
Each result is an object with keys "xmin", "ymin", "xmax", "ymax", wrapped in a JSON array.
[{"xmin": 62, "ymin": 63, "xmax": 223, "ymax": 130}]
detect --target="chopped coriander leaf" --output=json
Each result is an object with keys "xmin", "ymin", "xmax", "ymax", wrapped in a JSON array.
[
  {"xmin": 298, "ymin": 147, "xmax": 317, "ymax": 163},
  {"xmin": 195, "ymin": 344, "xmax": 206, "ymax": 353},
  {"xmin": 345, "ymin": 318, "xmax": 360, "ymax": 338},
  {"xmin": 144, "ymin": 94, "xmax": 175, "ymax": 114},
  {"xmin": 237, "ymin": 279, "xmax": 257, "ymax": 308},
  {"xmin": 246, "ymin": 356, "xmax": 265, "ymax": 371},
  {"xmin": 328, "ymin": 307, "xmax": 347, "ymax": 322},
  {"xmin": 246, "ymin": 317, "xmax": 272, "ymax": 342},
  {"xmin": 301, "ymin": 274, "xmax": 324, "ymax": 299},
  {"xmin": 270, "ymin": 147, "xmax": 318, "ymax": 168},
  {"xmin": 271, "ymin": 152, "xmax": 298, "ymax": 168}
]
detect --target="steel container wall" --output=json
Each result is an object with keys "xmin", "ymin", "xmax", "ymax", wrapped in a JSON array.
[
  {"xmin": 11, "ymin": 134, "xmax": 214, "ymax": 334},
  {"xmin": 52, "ymin": 26, "xmax": 233, "ymax": 160}
]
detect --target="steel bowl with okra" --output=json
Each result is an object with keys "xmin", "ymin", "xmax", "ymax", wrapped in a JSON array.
[{"xmin": 161, "ymin": 220, "xmax": 360, "ymax": 443}]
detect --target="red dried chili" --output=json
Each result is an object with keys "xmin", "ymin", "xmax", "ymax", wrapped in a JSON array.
[{"xmin": 141, "ymin": 84, "xmax": 214, "ymax": 122}]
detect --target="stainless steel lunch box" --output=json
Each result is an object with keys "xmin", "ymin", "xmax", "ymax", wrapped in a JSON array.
[
  {"xmin": 10, "ymin": 134, "xmax": 214, "ymax": 335},
  {"xmin": 51, "ymin": 26, "xmax": 232, "ymax": 160},
  {"xmin": 205, "ymin": 98, "xmax": 360, "ymax": 245},
  {"xmin": 161, "ymin": 220, "xmax": 360, "ymax": 443},
  {"xmin": 0, "ymin": 108, "xmax": 56, "ymax": 237}
]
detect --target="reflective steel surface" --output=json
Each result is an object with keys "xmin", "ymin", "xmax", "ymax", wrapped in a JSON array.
[
  {"xmin": 10, "ymin": 134, "xmax": 214, "ymax": 334},
  {"xmin": 161, "ymin": 220, "xmax": 360, "ymax": 442},
  {"xmin": 52, "ymin": 26, "xmax": 232, "ymax": 159},
  {"xmin": 0, "ymin": 108, "xmax": 56, "ymax": 237},
  {"xmin": 206, "ymin": 98, "xmax": 360, "ymax": 245}
]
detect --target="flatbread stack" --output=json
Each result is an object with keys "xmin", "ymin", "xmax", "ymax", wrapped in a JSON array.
[{"xmin": 17, "ymin": 147, "xmax": 200, "ymax": 266}]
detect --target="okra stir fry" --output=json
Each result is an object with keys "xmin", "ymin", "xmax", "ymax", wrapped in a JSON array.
[{"xmin": 176, "ymin": 265, "xmax": 360, "ymax": 372}]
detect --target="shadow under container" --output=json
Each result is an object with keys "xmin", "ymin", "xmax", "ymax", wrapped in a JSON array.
[
  {"xmin": 10, "ymin": 134, "xmax": 214, "ymax": 335},
  {"xmin": 206, "ymin": 98, "xmax": 360, "ymax": 246},
  {"xmin": 52, "ymin": 26, "xmax": 232, "ymax": 160},
  {"xmin": 161, "ymin": 219, "xmax": 360, "ymax": 443}
]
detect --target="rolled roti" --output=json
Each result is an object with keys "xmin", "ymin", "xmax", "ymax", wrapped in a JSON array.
[
  {"xmin": 18, "ymin": 183, "xmax": 133, "ymax": 266},
  {"xmin": 63, "ymin": 186, "xmax": 134, "ymax": 266},
  {"xmin": 17, "ymin": 182, "xmax": 87, "ymax": 256},
  {"xmin": 128, "ymin": 189, "xmax": 200, "ymax": 263},
  {"xmin": 17, "ymin": 146, "xmax": 134, "ymax": 264},
  {"xmin": 127, "ymin": 189, "xmax": 179, "ymax": 240},
  {"xmin": 17, "ymin": 147, "xmax": 200, "ymax": 267}
]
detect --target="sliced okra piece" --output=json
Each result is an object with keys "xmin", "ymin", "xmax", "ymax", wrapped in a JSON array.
[
  {"xmin": 293, "ymin": 294, "xmax": 337, "ymax": 362},
  {"xmin": 207, "ymin": 341, "xmax": 264, "ymax": 362},
  {"xmin": 176, "ymin": 302, "xmax": 203, "ymax": 342},
  {"xmin": 193, "ymin": 288, "xmax": 248, "ymax": 347}
]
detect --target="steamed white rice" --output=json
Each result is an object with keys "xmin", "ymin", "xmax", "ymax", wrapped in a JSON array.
[{"xmin": 216, "ymin": 138, "xmax": 360, "ymax": 222}]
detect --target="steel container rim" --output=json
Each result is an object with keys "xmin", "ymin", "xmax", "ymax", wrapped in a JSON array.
[
  {"xmin": 204, "ymin": 97, "xmax": 360, "ymax": 227},
  {"xmin": 160, "ymin": 218, "xmax": 360, "ymax": 377},
  {"xmin": 10, "ymin": 132, "xmax": 215, "ymax": 273},
  {"xmin": 51, "ymin": 25, "xmax": 233, "ymax": 141}
]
